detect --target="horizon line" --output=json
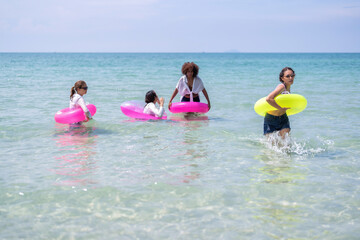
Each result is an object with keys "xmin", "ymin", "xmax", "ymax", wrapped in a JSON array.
[{"xmin": 1, "ymin": 51, "xmax": 359, "ymax": 54}]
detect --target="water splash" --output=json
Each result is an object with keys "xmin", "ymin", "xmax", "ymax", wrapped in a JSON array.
[{"xmin": 259, "ymin": 132, "xmax": 334, "ymax": 156}]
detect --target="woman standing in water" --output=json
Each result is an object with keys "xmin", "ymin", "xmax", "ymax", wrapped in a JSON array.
[
  {"xmin": 168, "ymin": 62, "xmax": 211, "ymax": 110},
  {"xmin": 264, "ymin": 67, "xmax": 295, "ymax": 138}
]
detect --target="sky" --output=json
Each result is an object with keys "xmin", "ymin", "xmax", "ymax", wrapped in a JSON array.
[{"xmin": 1, "ymin": 0, "xmax": 360, "ymax": 52}]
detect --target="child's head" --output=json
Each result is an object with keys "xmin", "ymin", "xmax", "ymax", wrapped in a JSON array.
[
  {"xmin": 145, "ymin": 90, "xmax": 158, "ymax": 104},
  {"xmin": 70, "ymin": 80, "xmax": 88, "ymax": 99}
]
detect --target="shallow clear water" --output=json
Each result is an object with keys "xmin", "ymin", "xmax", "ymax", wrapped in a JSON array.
[{"xmin": 1, "ymin": 53, "xmax": 359, "ymax": 239}]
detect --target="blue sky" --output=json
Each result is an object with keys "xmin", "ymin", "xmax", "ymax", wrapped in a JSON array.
[{"xmin": 1, "ymin": 0, "xmax": 359, "ymax": 52}]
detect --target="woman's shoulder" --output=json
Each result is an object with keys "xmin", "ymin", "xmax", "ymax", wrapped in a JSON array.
[
  {"xmin": 176, "ymin": 75, "xmax": 186, "ymax": 86},
  {"xmin": 195, "ymin": 76, "xmax": 203, "ymax": 81},
  {"xmin": 276, "ymin": 83, "xmax": 285, "ymax": 89},
  {"xmin": 273, "ymin": 83, "xmax": 287, "ymax": 95},
  {"xmin": 179, "ymin": 75, "xmax": 186, "ymax": 81}
]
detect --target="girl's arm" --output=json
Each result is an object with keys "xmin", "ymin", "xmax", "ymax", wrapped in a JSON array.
[
  {"xmin": 202, "ymin": 88, "xmax": 211, "ymax": 110},
  {"xmin": 168, "ymin": 88, "xmax": 178, "ymax": 110},
  {"xmin": 148, "ymin": 102, "xmax": 164, "ymax": 117},
  {"xmin": 78, "ymin": 97, "xmax": 92, "ymax": 120},
  {"xmin": 266, "ymin": 84, "xmax": 289, "ymax": 113}
]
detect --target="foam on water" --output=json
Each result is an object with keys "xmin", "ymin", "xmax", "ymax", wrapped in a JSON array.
[{"xmin": 259, "ymin": 132, "xmax": 334, "ymax": 156}]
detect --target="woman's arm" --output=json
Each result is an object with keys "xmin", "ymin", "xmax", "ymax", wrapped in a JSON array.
[
  {"xmin": 266, "ymin": 84, "xmax": 289, "ymax": 114},
  {"xmin": 168, "ymin": 88, "xmax": 178, "ymax": 110},
  {"xmin": 202, "ymin": 88, "xmax": 211, "ymax": 110}
]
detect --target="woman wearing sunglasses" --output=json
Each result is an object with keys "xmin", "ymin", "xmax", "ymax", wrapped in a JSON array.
[
  {"xmin": 264, "ymin": 67, "xmax": 296, "ymax": 137},
  {"xmin": 69, "ymin": 80, "xmax": 92, "ymax": 121}
]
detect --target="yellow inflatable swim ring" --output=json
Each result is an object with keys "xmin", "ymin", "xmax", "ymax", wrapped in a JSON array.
[{"xmin": 254, "ymin": 94, "xmax": 307, "ymax": 117}]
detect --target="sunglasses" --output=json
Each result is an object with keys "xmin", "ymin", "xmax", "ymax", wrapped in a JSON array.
[
  {"xmin": 79, "ymin": 86, "xmax": 88, "ymax": 90},
  {"xmin": 284, "ymin": 74, "xmax": 296, "ymax": 78}
]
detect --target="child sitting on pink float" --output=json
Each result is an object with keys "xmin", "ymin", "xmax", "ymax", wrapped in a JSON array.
[{"xmin": 143, "ymin": 90, "xmax": 164, "ymax": 118}]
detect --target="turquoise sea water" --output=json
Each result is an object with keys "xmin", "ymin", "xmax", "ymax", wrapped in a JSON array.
[{"xmin": 1, "ymin": 53, "xmax": 359, "ymax": 239}]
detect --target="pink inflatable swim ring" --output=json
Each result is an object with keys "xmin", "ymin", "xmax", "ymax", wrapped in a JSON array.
[
  {"xmin": 169, "ymin": 102, "xmax": 209, "ymax": 114},
  {"xmin": 55, "ymin": 104, "xmax": 97, "ymax": 124},
  {"xmin": 121, "ymin": 100, "xmax": 167, "ymax": 120}
]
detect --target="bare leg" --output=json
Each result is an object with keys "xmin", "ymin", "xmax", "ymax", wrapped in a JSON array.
[{"xmin": 279, "ymin": 128, "xmax": 290, "ymax": 139}]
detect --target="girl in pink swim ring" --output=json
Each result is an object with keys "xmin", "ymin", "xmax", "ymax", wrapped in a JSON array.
[
  {"xmin": 69, "ymin": 80, "xmax": 92, "ymax": 122},
  {"xmin": 55, "ymin": 80, "xmax": 96, "ymax": 124}
]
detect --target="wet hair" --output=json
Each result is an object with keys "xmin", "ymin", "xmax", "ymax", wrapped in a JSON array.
[
  {"xmin": 279, "ymin": 67, "xmax": 295, "ymax": 83},
  {"xmin": 145, "ymin": 90, "xmax": 158, "ymax": 104},
  {"xmin": 70, "ymin": 80, "xmax": 87, "ymax": 99},
  {"xmin": 181, "ymin": 62, "xmax": 199, "ymax": 78}
]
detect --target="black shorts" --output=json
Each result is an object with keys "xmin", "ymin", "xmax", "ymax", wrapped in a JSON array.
[
  {"xmin": 181, "ymin": 96, "xmax": 200, "ymax": 102},
  {"xmin": 263, "ymin": 113, "xmax": 290, "ymax": 135}
]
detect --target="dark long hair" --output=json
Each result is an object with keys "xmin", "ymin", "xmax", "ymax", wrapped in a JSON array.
[
  {"xmin": 70, "ymin": 80, "xmax": 87, "ymax": 99},
  {"xmin": 279, "ymin": 67, "xmax": 295, "ymax": 83},
  {"xmin": 145, "ymin": 90, "xmax": 158, "ymax": 104}
]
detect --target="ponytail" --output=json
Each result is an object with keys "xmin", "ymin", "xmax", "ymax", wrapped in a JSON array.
[
  {"xmin": 70, "ymin": 80, "xmax": 87, "ymax": 99},
  {"xmin": 70, "ymin": 86, "xmax": 76, "ymax": 99}
]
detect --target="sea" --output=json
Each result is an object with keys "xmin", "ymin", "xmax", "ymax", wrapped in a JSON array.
[{"xmin": 0, "ymin": 53, "xmax": 359, "ymax": 239}]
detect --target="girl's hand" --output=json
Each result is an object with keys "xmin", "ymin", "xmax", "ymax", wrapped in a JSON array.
[
  {"xmin": 159, "ymin": 97, "xmax": 164, "ymax": 106},
  {"xmin": 85, "ymin": 112, "xmax": 92, "ymax": 121},
  {"xmin": 168, "ymin": 101, "xmax": 172, "ymax": 110},
  {"xmin": 207, "ymin": 102, "xmax": 211, "ymax": 110}
]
